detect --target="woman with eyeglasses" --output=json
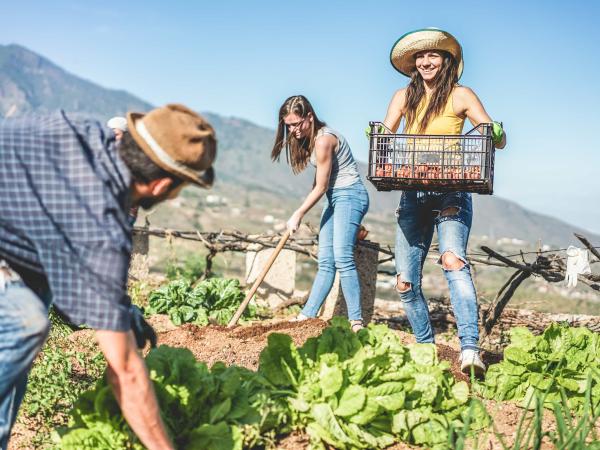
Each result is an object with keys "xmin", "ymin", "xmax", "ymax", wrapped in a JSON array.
[{"xmin": 271, "ymin": 95, "xmax": 369, "ymax": 331}]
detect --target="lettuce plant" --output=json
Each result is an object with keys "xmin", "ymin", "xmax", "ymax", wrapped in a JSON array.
[
  {"xmin": 146, "ymin": 278, "xmax": 260, "ymax": 326},
  {"xmin": 478, "ymin": 323, "xmax": 600, "ymax": 413},
  {"xmin": 59, "ymin": 320, "xmax": 487, "ymax": 449},
  {"xmin": 58, "ymin": 346, "xmax": 283, "ymax": 449},
  {"xmin": 258, "ymin": 317, "xmax": 487, "ymax": 449}
]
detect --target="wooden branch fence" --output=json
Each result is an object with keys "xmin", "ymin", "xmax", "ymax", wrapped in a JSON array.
[{"xmin": 133, "ymin": 226, "xmax": 600, "ymax": 340}]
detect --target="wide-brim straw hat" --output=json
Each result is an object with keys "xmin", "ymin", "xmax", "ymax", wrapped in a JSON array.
[
  {"xmin": 390, "ymin": 28, "xmax": 463, "ymax": 79},
  {"xmin": 127, "ymin": 104, "xmax": 216, "ymax": 188}
]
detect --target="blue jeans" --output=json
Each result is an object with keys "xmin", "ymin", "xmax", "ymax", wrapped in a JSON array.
[
  {"xmin": 394, "ymin": 191, "xmax": 479, "ymax": 351},
  {"xmin": 0, "ymin": 279, "xmax": 51, "ymax": 450},
  {"xmin": 302, "ymin": 182, "xmax": 369, "ymax": 321}
]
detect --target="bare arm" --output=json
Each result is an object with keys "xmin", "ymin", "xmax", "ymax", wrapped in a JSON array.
[
  {"xmin": 287, "ymin": 134, "xmax": 335, "ymax": 232},
  {"xmin": 455, "ymin": 87, "xmax": 506, "ymax": 149},
  {"xmin": 96, "ymin": 330, "xmax": 174, "ymax": 450},
  {"xmin": 382, "ymin": 88, "xmax": 407, "ymax": 133}
]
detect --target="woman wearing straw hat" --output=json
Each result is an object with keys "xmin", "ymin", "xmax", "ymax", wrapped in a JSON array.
[
  {"xmin": 272, "ymin": 95, "xmax": 369, "ymax": 332},
  {"xmin": 382, "ymin": 28, "xmax": 506, "ymax": 375}
]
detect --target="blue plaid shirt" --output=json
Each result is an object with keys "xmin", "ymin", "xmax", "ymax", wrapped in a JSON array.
[{"xmin": 0, "ymin": 111, "xmax": 133, "ymax": 331}]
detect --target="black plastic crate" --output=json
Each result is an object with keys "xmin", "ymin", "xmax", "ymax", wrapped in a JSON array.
[{"xmin": 367, "ymin": 122, "xmax": 495, "ymax": 194}]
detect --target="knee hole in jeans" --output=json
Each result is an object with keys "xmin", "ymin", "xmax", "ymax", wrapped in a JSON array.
[
  {"xmin": 396, "ymin": 275, "xmax": 412, "ymax": 293},
  {"xmin": 441, "ymin": 251, "xmax": 465, "ymax": 271},
  {"xmin": 439, "ymin": 206, "xmax": 460, "ymax": 217}
]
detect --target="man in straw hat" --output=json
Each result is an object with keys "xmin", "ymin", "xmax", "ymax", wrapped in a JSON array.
[
  {"xmin": 383, "ymin": 28, "xmax": 506, "ymax": 377},
  {"xmin": 0, "ymin": 104, "xmax": 216, "ymax": 449}
]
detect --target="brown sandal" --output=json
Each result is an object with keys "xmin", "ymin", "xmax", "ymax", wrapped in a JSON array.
[{"xmin": 350, "ymin": 320, "xmax": 364, "ymax": 332}]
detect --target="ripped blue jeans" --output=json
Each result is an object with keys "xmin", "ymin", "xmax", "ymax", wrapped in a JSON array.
[{"xmin": 394, "ymin": 191, "xmax": 479, "ymax": 351}]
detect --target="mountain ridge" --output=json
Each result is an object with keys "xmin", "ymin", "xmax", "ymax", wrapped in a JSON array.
[{"xmin": 1, "ymin": 43, "xmax": 597, "ymax": 247}]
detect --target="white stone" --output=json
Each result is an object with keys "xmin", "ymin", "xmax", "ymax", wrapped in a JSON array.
[
  {"xmin": 319, "ymin": 243, "xmax": 379, "ymax": 324},
  {"xmin": 245, "ymin": 248, "xmax": 296, "ymax": 308}
]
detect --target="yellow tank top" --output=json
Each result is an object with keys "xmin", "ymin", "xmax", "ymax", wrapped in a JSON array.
[{"xmin": 404, "ymin": 90, "xmax": 464, "ymax": 135}]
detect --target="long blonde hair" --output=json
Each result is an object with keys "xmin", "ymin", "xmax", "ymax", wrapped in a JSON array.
[
  {"xmin": 404, "ymin": 50, "xmax": 459, "ymax": 133},
  {"xmin": 271, "ymin": 95, "xmax": 326, "ymax": 174}
]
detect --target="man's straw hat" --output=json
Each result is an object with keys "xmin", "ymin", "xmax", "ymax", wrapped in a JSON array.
[
  {"xmin": 127, "ymin": 104, "xmax": 216, "ymax": 188},
  {"xmin": 390, "ymin": 28, "xmax": 463, "ymax": 79}
]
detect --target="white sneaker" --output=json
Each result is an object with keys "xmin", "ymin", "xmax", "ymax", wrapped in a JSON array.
[
  {"xmin": 289, "ymin": 313, "xmax": 310, "ymax": 322},
  {"xmin": 460, "ymin": 349, "xmax": 486, "ymax": 376}
]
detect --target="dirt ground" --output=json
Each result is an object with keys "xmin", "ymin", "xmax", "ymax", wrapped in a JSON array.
[{"xmin": 7, "ymin": 317, "xmax": 570, "ymax": 449}]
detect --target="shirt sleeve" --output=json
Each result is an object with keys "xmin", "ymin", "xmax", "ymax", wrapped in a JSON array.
[{"xmin": 39, "ymin": 240, "xmax": 132, "ymax": 331}]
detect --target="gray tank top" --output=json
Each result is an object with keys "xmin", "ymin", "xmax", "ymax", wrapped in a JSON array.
[{"xmin": 310, "ymin": 127, "xmax": 361, "ymax": 189}]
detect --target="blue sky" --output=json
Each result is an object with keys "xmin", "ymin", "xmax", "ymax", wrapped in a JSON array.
[{"xmin": 1, "ymin": 0, "xmax": 600, "ymax": 234}]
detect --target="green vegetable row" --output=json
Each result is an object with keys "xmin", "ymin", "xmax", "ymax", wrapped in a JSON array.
[
  {"xmin": 57, "ymin": 319, "xmax": 487, "ymax": 449},
  {"xmin": 477, "ymin": 323, "xmax": 600, "ymax": 412}
]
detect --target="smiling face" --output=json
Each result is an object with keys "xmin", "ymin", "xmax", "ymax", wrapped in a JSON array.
[
  {"xmin": 284, "ymin": 112, "xmax": 313, "ymax": 139},
  {"xmin": 414, "ymin": 50, "xmax": 444, "ymax": 82}
]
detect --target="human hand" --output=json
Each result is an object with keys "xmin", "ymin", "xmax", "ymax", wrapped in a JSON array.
[
  {"xmin": 130, "ymin": 304, "xmax": 157, "ymax": 349},
  {"xmin": 286, "ymin": 211, "xmax": 303, "ymax": 233},
  {"xmin": 565, "ymin": 246, "xmax": 592, "ymax": 288}
]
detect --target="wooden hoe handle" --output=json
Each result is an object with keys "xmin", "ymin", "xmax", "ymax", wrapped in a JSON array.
[{"xmin": 227, "ymin": 230, "xmax": 291, "ymax": 328}]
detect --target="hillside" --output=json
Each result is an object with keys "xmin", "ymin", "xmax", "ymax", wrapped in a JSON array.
[{"xmin": 1, "ymin": 43, "xmax": 598, "ymax": 247}]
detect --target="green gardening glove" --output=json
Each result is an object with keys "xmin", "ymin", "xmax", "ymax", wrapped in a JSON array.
[
  {"xmin": 492, "ymin": 121, "xmax": 504, "ymax": 145},
  {"xmin": 365, "ymin": 124, "xmax": 387, "ymax": 139}
]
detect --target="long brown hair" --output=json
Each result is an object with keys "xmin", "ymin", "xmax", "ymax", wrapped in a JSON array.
[
  {"xmin": 271, "ymin": 95, "xmax": 326, "ymax": 174},
  {"xmin": 404, "ymin": 50, "xmax": 459, "ymax": 133}
]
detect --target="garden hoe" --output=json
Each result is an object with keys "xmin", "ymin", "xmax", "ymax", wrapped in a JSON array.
[{"xmin": 227, "ymin": 230, "xmax": 291, "ymax": 327}]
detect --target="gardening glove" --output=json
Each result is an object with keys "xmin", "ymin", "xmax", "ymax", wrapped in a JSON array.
[
  {"xmin": 564, "ymin": 246, "xmax": 592, "ymax": 288},
  {"xmin": 492, "ymin": 121, "xmax": 504, "ymax": 146},
  {"xmin": 365, "ymin": 123, "xmax": 388, "ymax": 139},
  {"xmin": 130, "ymin": 304, "xmax": 157, "ymax": 349}
]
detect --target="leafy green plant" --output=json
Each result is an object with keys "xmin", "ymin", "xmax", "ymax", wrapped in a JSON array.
[
  {"xmin": 59, "ymin": 321, "xmax": 488, "ymax": 450},
  {"xmin": 477, "ymin": 323, "xmax": 600, "ymax": 414},
  {"xmin": 146, "ymin": 278, "xmax": 261, "ymax": 326},
  {"xmin": 58, "ymin": 346, "xmax": 284, "ymax": 449},
  {"xmin": 258, "ymin": 317, "xmax": 488, "ymax": 449},
  {"xmin": 127, "ymin": 279, "xmax": 154, "ymax": 308},
  {"xmin": 488, "ymin": 372, "xmax": 600, "ymax": 450},
  {"xmin": 20, "ymin": 347, "xmax": 105, "ymax": 447}
]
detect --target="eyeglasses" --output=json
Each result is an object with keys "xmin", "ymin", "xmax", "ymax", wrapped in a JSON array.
[{"xmin": 285, "ymin": 117, "xmax": 306, "ymax": 130}]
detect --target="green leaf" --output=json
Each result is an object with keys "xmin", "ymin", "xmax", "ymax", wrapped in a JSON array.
[
  {"xmin": 335, "ymin": 385, "xmax": 366, "ymax": 417},
  {"xmin": 310, "ymin": 403, "xmax": 354, "ymax": 447},
  {"xmin": 187, "ymin": 422, "xmax": 242, "ymax": 450},
  {"xmin": 451, "ymin": 381, "xmax": 469, "ymax": 405},
  {"xmin": 258, "ymin": 333, "xmax": 301, "ymax": 387},
  {"xmin": 368, "ymin": 382, "xmax": 405, "ymax": 411},
  {"xmin": 209, "ymin": 398, "xmax": 232, "ymax": 424},
  {"xmin": 349, "ymin": 396, "xmax": 380, "ymax": 425},
  {"xmin": 408, "ymin": 343, "xmax": 437, "ymax": 366},
  {"xmin": 504, "ymin": 346, "xmax": 534, "ymax": 365},
  {"xmin": 319, "ymin": 357, "xmax": 344, "ymax": 397}
]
